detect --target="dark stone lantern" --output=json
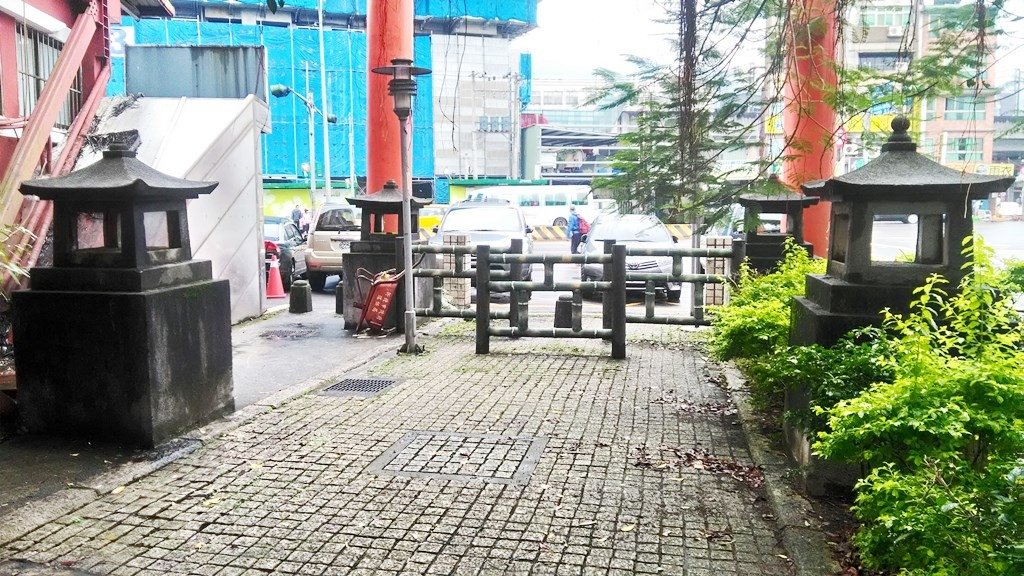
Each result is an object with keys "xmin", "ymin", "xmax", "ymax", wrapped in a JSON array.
[
  {"xmin": 736, "ymin": 176, "xmax": 819, "ymax": 273},
  {"xmin": 340, "ymin": 180, "xmax": 431, "ymax": 331},
  {"xmin": 13, "ymin": 144, "xmax": 234, "ymax": 448},
  {"xmin": 791, "ymin": 116, "xmax": 1014, "ymax": 346},
  {"xmin": 347, "ymin": 180, "xmax": 429, "ymax": 241}
]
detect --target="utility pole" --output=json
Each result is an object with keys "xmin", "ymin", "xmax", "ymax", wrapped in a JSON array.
[{"xmin": 318, "ymin": 0, "xmax": 332, "ymax": 201}]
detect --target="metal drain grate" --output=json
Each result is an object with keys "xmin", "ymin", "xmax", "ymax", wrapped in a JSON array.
[
  {"xmin": 322, "ymin": 377, "xmax": 397, "ymax": 396},
  {"xmin": 366, "ymin": 431, "xmax": 547, "ymax": 485}
]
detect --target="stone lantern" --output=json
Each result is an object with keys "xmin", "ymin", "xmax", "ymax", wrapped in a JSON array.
[
  {"xmin": 340, "ymin": 180, "xmax": 430, "ymax": 331},
  {"xmin": 13, "ymin": 144, "xmax": 234, "ymax": 448},
  {"xmin": 791, "ymin": 115, "xmax": 1014, "ymax": 346},
  {"xmin": 736, "ymin": 176, "xmax": 819, "ymax": 273}
]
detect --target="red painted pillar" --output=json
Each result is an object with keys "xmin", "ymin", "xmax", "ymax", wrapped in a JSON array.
[
  {"xmin": 782, "ymin": 0, "xmax": 837, "ymax": 257},
  {"xmin": 367, "ymin": 0, "xmax": 413, "ymax": 232}
]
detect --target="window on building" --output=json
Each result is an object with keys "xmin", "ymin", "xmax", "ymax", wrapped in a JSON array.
[
  {"xmin": 859, "ymin": 6, "xmax": 911, "ymax": 27},
  {"xmin": 945, "ymin": 137, "xmax": 984, "ymax": 162},
  {"xmin": 857, "ymin": 52, "xmax": 910, "ymax": 72},
  {"xmin": 564, "ymin": 93, "xmax": 579, "ymax": 107},
  {"xmin": 540, "ymin": 92, "xmax": 563, "ymax": 106},
  {"xmin": 943, "ymin": 96, "xmax": 985, "ymax": 120},
  {"xmin": 16, "ymin": 23, "xmax": 83, "ymax": 130}
]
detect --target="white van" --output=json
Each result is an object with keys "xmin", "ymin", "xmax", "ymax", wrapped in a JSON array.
[{"xmin": 466, "ymin": 185, "xmax": 615, "ymax": 227}]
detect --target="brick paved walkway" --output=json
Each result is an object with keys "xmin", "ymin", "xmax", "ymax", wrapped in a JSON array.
[{"xmin": 1, "ymin": 324, "xmax": 790, "ymax": 575}]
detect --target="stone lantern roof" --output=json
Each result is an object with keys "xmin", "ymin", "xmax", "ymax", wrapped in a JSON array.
[
  {"xmin": 801, "ymin": 116, "xmax": 1013, "ymax": 199},
  {"xmin": 20, "ymin": 144, "xmax": 218, "ymax": 201},
  {"xmin": 737, "ymin": 176, "xmax": 818, "ymax": 214},
  {"xmin": 348, "ymin": 180, "xmax": 430, "ymax": 211}
]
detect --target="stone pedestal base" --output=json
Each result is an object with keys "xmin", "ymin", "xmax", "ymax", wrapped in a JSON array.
[
  {"xmin": 783, "ymin": 384, "xmax": 861, "ymax": 495},
  {"xmin": 743, "ymin": 234, "xmax": 812, "ymax": 274},
  {"xmin": 341, "ymin": 239, "xmax": 434, "ymax": 331},
  {"xmin": 12, "ymin": 279, "xmax": 233, "ymax": 448},
  {"xmin": 790, "ymin": 274, "xmax": 916, "ymax": 346}
]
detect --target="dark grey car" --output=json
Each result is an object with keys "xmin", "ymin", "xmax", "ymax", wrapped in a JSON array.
[{"xmin": 264, "ymin": 216, "xmax": 307, "ymax": 291}]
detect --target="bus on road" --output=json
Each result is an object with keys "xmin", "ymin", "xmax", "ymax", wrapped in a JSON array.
[{"xmin": 466, "ymin": 185, "xmax": 616, "ymax": 228}]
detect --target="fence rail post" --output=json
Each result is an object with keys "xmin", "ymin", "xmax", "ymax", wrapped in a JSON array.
[
  {"xmin": 475, "ymin": 244, "xmax": 491, "ymax": 354},
  {"xmin": 730, "ymin": 238, "xmax": 746, "ymax": 280},
  {"xmin": 509, "ymin": 239, "xmax": 522, "ymax": 334},
  {"xmin": 611, "ymin": 244, "xmax": 627, "ymax": 359},
  {"xmin": 602, "ymin": 239, "xmax": 615, "ymax": 337}
]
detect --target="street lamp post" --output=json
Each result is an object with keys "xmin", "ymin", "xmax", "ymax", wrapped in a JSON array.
[
  {"xmin": 270, "ymin": 84, "xmax": 337, "ymax": 207},
  {"xmin": 371, "ymin": 58, "xmax": 431, "ymax": 355}
]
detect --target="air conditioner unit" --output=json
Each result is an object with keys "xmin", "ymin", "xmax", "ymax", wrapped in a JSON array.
[
  {"xmin": 887, "ymin": 25, "xmax": 905, "ymax": 38},
  {"xmin": 843, "ymin": 144, "xmax": 861, "ymax": 156}
]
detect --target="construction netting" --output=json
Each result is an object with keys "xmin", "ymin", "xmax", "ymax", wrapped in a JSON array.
[{"xmin": 108, "ymin": 18, "xmax": 435, "ymax": 180}]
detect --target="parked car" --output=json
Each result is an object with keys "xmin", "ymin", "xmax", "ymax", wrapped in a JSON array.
[
  {"xmin": 418, "ymin": 205, "xmax": 446, "ymax": 236},
  {"xmin": 305, "ymin": 204, "xmax": 361, "ymax": 291},
  {"xmin": 579, "ymin": 214, "xmax": 683, "ymax": 302},
  {"xmin": 427, "ymin": 201, "xmax": 534, "ymax": 282},
  {"xmin": 263, "ymin": 216, "xmax": 308, "ymax": 291}
]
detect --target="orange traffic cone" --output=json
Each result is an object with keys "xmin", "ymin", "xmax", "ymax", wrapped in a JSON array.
[{"xmin": 267, "ymin": 255, "xmax": 286, "ymax": 299}]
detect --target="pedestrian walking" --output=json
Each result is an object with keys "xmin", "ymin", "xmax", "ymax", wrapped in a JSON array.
[
  {"xmin": 291, "ymin": 204, "xmax": 303, "ymax": 229},
  {"xmin": 568, "ymin": 205, "xmax": 582, "ymax": 254},
  {"xmin": 299, "ymin": 209, "xmax": 312, "ymax": 235}
]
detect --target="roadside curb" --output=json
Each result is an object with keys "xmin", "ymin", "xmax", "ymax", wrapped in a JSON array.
[
  {"xmin": 0, "ymin": 317, "xmax": 455, "ymax": 548},
  {"xmin": 721, "ymin": 364, "xmax": 840, "ymax": 576}
]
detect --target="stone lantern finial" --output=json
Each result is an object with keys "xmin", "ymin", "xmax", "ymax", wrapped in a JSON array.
[{"xmin": 881, "ymin": 115, "xmax": 915, "ymax": 152}]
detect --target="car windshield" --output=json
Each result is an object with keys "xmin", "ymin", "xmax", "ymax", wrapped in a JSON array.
[
  {"xmin": 590, "ymin": 218, "xmax": 672, "ymax": 243},
  {"xmin": 316, "ymin": 208, "xmax": 359, "ymax": 231},
  {"xmin": 441, "ymin": 207, "xmax": 522, "ymax": 232},
  {"xmin": 264, "ymin": 222, "xmax": 282, "ymax": 241}
]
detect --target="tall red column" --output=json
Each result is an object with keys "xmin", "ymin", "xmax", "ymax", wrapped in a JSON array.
[
  {"xmin": 782, "ymin": 0, "xmax": 837, "ymax": 257},
  {"xmin": 367, "ymin": 0, "xmax": 413, "ymax": 232}
]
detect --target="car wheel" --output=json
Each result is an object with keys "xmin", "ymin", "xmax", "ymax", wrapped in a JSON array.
[
  {"xmin": 308, "ymin": 273, "xmax": 327, "ymax": 292},
  {"xmin": 667, "ymin": 288, "xmax": 682, "ymax": 303},
  {"xmin": 905, "ymin": 214, "xmax": 919, "ymax": 224},
  {"xmin": 553, "ymin": 217, "xmax": 567, "ymax": 227}
]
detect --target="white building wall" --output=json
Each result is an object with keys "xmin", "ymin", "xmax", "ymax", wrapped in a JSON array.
[{"xmin": 431, "ymin": 35, "xmax": 520, "ymax": 178}]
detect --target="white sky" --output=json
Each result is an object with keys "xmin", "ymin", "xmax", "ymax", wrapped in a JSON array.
[
  {"xmin": 511, "ymin": 0, "xmax": 676, "ymax": 80},
  {"xmin": 514, "ymin": 0, "xmax": 1024, "ymax": 84}
]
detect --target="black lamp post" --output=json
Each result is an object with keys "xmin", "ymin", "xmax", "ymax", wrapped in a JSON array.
[{"xmin": 372, "ymin": 57, "xmax": 431, "ymax": 354}]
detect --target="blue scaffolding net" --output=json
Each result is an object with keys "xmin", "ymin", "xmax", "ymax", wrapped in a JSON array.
[{"xmin": 108, "ymin": 19, "xmax": 435, "ymax": 181}]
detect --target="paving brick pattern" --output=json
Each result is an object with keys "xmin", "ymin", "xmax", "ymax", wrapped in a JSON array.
[{"xmin": 0, "ymin": 326, "xmax": 789, "ymax": 575}]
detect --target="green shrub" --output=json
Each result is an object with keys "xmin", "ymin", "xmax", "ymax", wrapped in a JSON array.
[
  {"xmin": 814, "ymin": 238, "xmax": 1024, "ymax": 575},
  {"xmin": 709, "ymin": 239, "xmax": 825, "ymax": 360},
  {"xmin": 1004, "ymin": 258, "xmax": 1024, "ymax": 293},
  {"xmin": 742, "ymin": 328, "xmax": 894, "ymax": 433}
]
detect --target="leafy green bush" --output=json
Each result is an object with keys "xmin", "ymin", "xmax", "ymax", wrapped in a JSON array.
[
  {"xmin": 709, "ymin": 239, "xmax": 825, "ymax": 360},
  {"xmin": 814, "ymin": 239, "xmax": 1024, "ymax": 575},
  {"xmin": 1004, "ymin": 258, "xmax": 1024, "ymax": 293},
  {"xmin": 742, "ymin": 328, "xmax": 894, "ymax": 433}
]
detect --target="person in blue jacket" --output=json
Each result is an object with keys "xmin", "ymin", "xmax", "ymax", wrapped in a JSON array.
[{"xmin": 568, "ymin": 205, "xmax": 582, "ymax": 254}]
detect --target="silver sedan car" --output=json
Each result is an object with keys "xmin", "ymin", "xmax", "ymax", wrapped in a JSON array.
[{"xmin": 578, "ymin": 214, "xmax": 684, "ymax": 302}]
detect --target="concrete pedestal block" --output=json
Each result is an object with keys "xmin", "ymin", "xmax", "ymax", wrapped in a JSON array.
[
  {"xmin": 554, "ymin": 295, "xmax": 573, "ymax": 328},
  {"xmin": 784, "ymin": 384, "xmax": 862, "ymax": 495},
  {"xmin": 12, "ymin": 280, "xmax": 234, "ymax": 448},
  {"xmin": 289, "ymin": 280, "xmax": 313, "ymax": 313}
]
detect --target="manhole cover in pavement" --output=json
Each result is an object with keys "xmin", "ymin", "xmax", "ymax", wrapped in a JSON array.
[
  {"xmin": 367, "ymin": 431, "xmax": 547, "ymax": 485},
  {"xmin": 259, "ymin": 325, "xmax": 321, "ymax": 340},
  {"xmin": 322, "ymin": 377, "xmax": 396, "ymax": 396}
]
